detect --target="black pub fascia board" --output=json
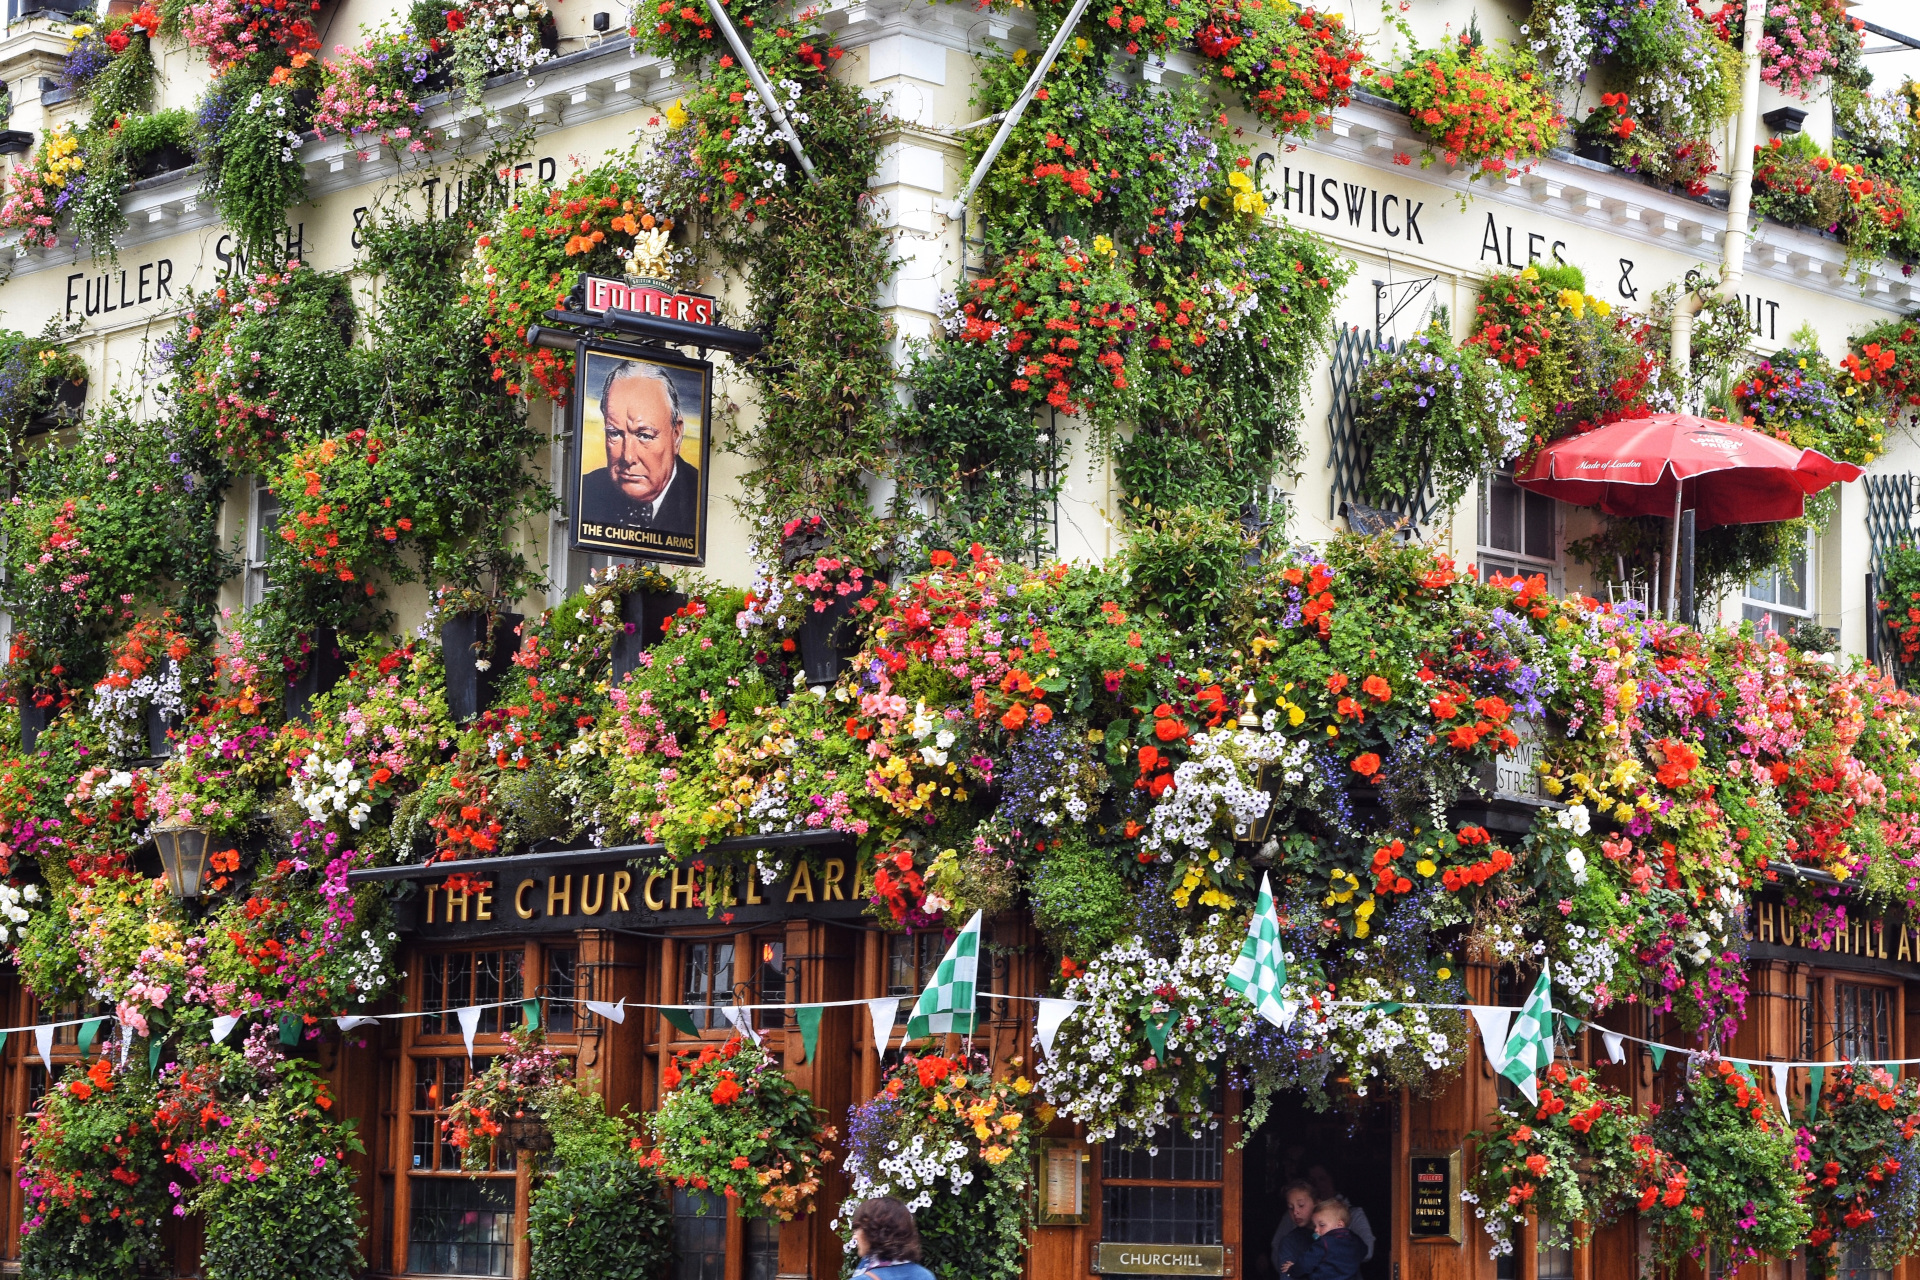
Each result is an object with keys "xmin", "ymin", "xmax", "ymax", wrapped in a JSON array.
[{"xmin": 353, "ymin": 830, "xmax": 864, "ymax": 937}]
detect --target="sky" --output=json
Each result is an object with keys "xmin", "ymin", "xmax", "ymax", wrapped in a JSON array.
[{"xmin": 1851, "ymin": 1, "xmax": 1920, "ymax": 93}]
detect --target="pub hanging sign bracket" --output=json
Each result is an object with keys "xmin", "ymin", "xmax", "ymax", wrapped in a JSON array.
[{"xmin": 524, "ymin": 274, "xmax": 765, "ymax": 359}]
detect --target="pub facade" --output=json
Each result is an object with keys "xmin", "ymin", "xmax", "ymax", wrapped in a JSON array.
[{"xmin": 2, "ymin": 0, "xmax": 1920, "ymax": 1277}]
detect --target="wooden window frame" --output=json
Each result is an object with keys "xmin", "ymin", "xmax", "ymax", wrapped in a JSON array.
[
  {"xmin": 653, "ymin": 927, "xmax": 804, "ymax": 1280},
  {"xmin": 386, "ymin": 940, "xmax": 583, "ymax": 1279}
]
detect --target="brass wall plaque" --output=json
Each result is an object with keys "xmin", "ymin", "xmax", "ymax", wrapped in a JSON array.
[
  {"xmin": 1036, "ymin": 1141, "xmax": 1090, "ymax": 1225},
  {"xmin": 1409, "ymin": 1149, "xmax": 1463, "ymax": 1241},
  {"xmin": 1092, "ymin": 1244, "xmax": 1226, "ymax": 1276}
]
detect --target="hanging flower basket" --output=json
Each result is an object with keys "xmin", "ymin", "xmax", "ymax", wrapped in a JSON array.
[{"xmin": 502, "ymin": 1114, "xmax": 553, "ymax": 1152}]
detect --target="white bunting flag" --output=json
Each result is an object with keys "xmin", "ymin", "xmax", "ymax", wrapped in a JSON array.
[
  {"xmin": 722, "ymin": 1004, "xmax": 762, "ymax": 1044},
  {"xmin": 584, "ymin": 997, "xmax": 627, "ymax": 1025},
  {"xmin": 1469, "ymin": 1006, "xmax": 1517, "ymax": 1073},
  {"xmin": 337, "ymin": 1016, "xmax": 379, "ymax": 1033},
  {"xmin": 211, "ymin": 1014, "xmax": 240, "ymax": 1044},
  {"xmin": 1602, "ymin": 1030, "xmax": 1626, "ymax": 1064},
  {"xmin": 1772, "ymin": 1064, "xmax": 1792, "ymax": 1117},
  {"xmin": 34, "ymin": 1024, "xmax": 54, "ymax": 1073},
  {"xmin": 867, "ymin": 997, "xmax": 901, "ymax": 1055},
  {"xmin": 456, "ymin": 1006, "xmax": 483, "ymax": 1061},
  {"xmin": 1034, "ymin": 998, "xmax": 1077, "ymax": 1058}
]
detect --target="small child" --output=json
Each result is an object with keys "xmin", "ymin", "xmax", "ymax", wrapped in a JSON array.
[{"xmin": 1289, "ymin": 1200, "xmax": 1366, "ymax": 1280}]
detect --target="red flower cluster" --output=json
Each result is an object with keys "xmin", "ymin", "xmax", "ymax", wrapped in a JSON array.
[
  {"xmin": 1193, "ymin": 0, "xmax": 1368, "ymax": 138},
  {"xmin": 1440, "ymin": 825, "xmax": 1513, "ymax": 890},
  {"xmin": 1280, "ymin": 562, "xmax": 1336, "ymax": 638},
  {"xmin": 955, "ymin": 232, "xmax": 1139, "ymax": 418},
  {"xmin": 1650, "ymin": 738, "xmax": 1701, "ymax": 790},
  {"xmin": 428, "ymin": 772, "xmax": 503, "ymax": 861},
  {"xmin": 469, "ymin": 171, "xmax": 673, "ymax": 402},
  {"xmin": 1878, "ymin": 589, "xmax": 1920, "ymax": 665},
  {"xmin": 1388, "ymin": 38, "xmax": 1562, "ymax": 179},
  {"xmin": 870, "ymin": 845, "xmax": 928, "ymax": 926}
]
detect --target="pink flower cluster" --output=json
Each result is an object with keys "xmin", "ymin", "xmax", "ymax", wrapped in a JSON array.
[
  {"xmin": 1758, "ymin": 0, "xmax": 1854, "ymax": 101},
  {"xmin": 0, "ymin": 166, "xmax": 58, "ymax": 249},
  {"xmin": 182, "ymin": 0, "xmax": 321, "ymax": 71},
  {"xmin": 312, "ymin": 41, "xmax": 435, "ymax": 157}
]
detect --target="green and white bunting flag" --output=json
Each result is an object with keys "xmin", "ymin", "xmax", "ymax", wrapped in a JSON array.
[
  {"xmin": 1225, "ymin": 873, "xmax": 1297, "ymax": 1030},
  {"xmin": 1498, "ymin": 962, "xmax": 1556, "ymax": 1104},
  {"xmin": 906, "ymin": 910, "xmax": 982, "ymax": 1039}
]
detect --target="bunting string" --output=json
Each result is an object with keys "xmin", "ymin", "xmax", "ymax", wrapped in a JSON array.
[{"xmin": 13, "ymin": 993, "xmax": 1908, "ymax": 1081}]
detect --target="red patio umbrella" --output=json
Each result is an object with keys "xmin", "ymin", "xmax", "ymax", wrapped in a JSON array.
[{"xmin": 1513, "ymin": 413, "xmax": 1862, "ymax": 615}]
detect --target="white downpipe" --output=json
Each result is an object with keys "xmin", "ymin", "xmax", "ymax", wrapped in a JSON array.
[
  {"xmin": 1663, "ymin": 0, "xmax": 1765, "ymax": 617},
  {"xmin": 1716, "ymin": 0, "xmax": 1768, "ymax": 303},
  {"xmin": 1665, "ymin": 0, "xmax": 1766, "ymax": 407}
]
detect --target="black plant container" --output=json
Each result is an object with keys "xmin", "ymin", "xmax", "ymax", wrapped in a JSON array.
[
  {"xmin": 610, "ymin": 589, "xmax": 686, "ymax": 687},
  {"xmin": 0, "ymin": 130, "xmax": 34, "ymax": 156},
  {"xmin": 131, "ymin": 143, "xmax": 194, "ymax": 179},
  {"xmin": 28, "ymin": 375, "xmax": 87, "ymax": 432},
  {"xmin": 420, "ymin": 49, "xmax": 454, "ymax": 92},
  {"xmin": 145, "ymin": 695, "xmax": 180, "ymax": 758},
  {"xmin": 1572, "ymin": 140, "xmax": 1613, "ymax": 166},
  {"xmin": 287, "ymin": 88, "xmax": 318, "ymax": 131},
  {"xmin": 443, "ymin": 612, "xmax": 523, "ymax": 722},
  {"xmin": 284, "ymin": 629, "xmax": 348, "ymax": 723},
  {"xmin": 18, "ymin": 695, "xmax": 54, "ymax": 754},
  {"xmin": 796, "ymin": 584, "xmax": 868, "ymax": 686}
]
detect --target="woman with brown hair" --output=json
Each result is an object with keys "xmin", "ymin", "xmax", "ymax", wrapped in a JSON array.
[{"xmin": 850, "ymin": 1197, "xmax": 937, "ymax": 1280}]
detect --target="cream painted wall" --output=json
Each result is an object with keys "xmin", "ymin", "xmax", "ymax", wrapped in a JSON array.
[{"xmin": 0, "ymin": 0, "xmax": 1913, "ymax": 659}]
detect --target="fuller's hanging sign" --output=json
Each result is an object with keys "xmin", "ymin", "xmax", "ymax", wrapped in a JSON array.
[{"xmin": 579, "ymin": 273, "xmax": 719, "ymax": 327}]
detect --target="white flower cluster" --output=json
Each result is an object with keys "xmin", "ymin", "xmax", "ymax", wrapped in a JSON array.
[
  {"xmin": 342, "ymin": 929, "xmax": 400, "ymax": 998},
  {"xmin": 1839, "ymin": 90, "xmax": 1911, "ymax": 157},
  {"xmin": 89, "ymin": 659, "xmax": 189, "ymax": 758},
  {"xmin": 934, "ymin": 291, "xmax": 965, "ymax": 338},
  {"xmin": 292, "ymin": 754, "xmax": 372, "ymax": 830},
  {"xmin": 908, "ymin": 701, "xmax": 958, "ymax": 768},
  {"xmin": 1141, "ymin": 727, "xmax": 1293, "ymax": 861},
  {"xmin": 842, "ymin": 1132, "xmax": 975, "ymax": 1215},
  {"xmin": 1481, "ymin": 358, "xmax": 1532, "ymax": 464},
  {"xmin": 1556, "ymin": 921, "xmax": 1617, "ymax": 1007},
  {"xmin": 1293, "ymin": 975, "xmax": 1454, "ymax": 1092},
  {"xmin": 0, "ymin": 881, "xmax": 43, "ymax": 945},
  {"xmin": 1523, "ymin": 8, "xmax": 1593, "ymax": 89},
  {"xmin": 469, "ymin": 0, "xmax": 554, "ymax": 82},
  {"xmin": 1630, "ymin": 8, "xmax": 1730, "ymax": 143},
  {"xmin": 246, "ymin": 92, "xmax": 306, "ymax": 163},
  {"xmin": 1037, "ymin": 930, "xmax": 1259, "ymax": 1142},
  {"xmin": 731, "ymin": 80, "xmax": 807, "ymax": 194}
]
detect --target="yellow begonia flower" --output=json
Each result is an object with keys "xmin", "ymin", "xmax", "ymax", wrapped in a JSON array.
[
  {"xmin": 666, "ymin": 99, "xmax": 689, "ymax": 129},
  {"xmin": 1415, "ymin": 858, "xmax": 1437, "ymax": 877}
]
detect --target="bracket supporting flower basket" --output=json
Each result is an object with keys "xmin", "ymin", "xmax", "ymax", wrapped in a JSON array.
[{"xmin": 502, "ymin": 1115, "xmax": 554, "ymax": 1153}]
